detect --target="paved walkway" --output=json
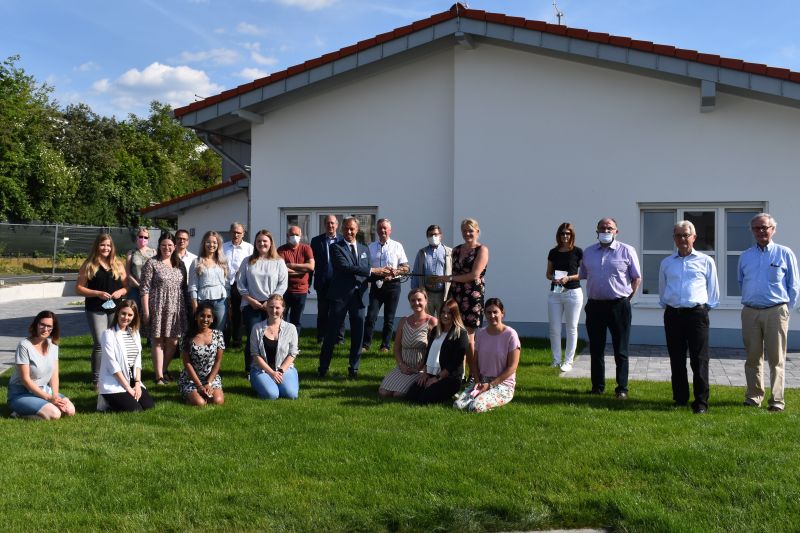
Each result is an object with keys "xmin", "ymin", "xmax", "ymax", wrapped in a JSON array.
[
  {"xmin": 0, "ymin": 296, "xmax": 89, "ymax": 375},
  {"xmin": 561, "ymin": 344, "xmax": 800, "ymax": 388}
]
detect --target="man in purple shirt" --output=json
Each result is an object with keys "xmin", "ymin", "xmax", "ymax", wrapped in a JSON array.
[{"xmin": 579, "ymin": 217, "xmax": 642, "ymax": 399}]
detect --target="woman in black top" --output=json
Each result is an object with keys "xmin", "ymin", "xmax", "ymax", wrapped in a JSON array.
[
  {"xmin": 545, "ymin": 222, "xmax": 583, "ymax": 372},
  {"xmin": 406, "ymin": 298, "xmax": 470, "ymax": 405},
  {"xmin": 76, "ymin": 233, "xmax": 127, "ymax": 385}
]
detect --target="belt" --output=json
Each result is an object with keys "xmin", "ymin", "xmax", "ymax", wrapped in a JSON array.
[
  {"xmin": 744, "ymin": 302, "xmax": 787, "ymax": 310},
  {"xmin": 666, "ymin": 304, "xmax": 708, "ymax": 312}
]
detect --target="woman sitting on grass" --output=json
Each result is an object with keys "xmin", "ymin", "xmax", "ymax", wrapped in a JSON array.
[
  {"xmin": 378, "ymin": 288, "xmax": 437, "ymax": 398},
  {"xmin": 406, "ymin": 298, "xmax": 469, "ymax": 405},
  {"xmin": 7, "ymin": 311, "xmax": 76, "ymax": 420},
  {"xmin": 249, "ymin": 294, "xmax": 299, "ymax": 400},
  {"xmin": 97, "ymin": 300, "xmax": 155, "ymax": 412},
  {"xmin": 179, "ymin": 303, "xmax": 225, "ymax": 407},
  {"xmin": 454, "ymin": 298, "xmax": 520, "ymax": 413}
]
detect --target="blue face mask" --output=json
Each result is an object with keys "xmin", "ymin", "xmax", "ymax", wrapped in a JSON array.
[{"xmin": 597, "ymin": 232, "xmax": 614, "ymax": 244}]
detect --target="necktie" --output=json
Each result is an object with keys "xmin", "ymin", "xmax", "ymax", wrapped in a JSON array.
[{"xmin": 351, "ymin": 244, "xmax": 358, "ymax": 261}]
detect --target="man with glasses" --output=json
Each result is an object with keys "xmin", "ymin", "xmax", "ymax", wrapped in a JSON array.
[
  {"xmin": 738, "ymin": 213, "xmax": 798, "ymax": 412},
  {"xmin": 658, "ymin": 221, "xmax": 719, "ymax": 414},
  {"xmin": 175, "ymin": 229, "xmax": 197, "ymax": 275},
  {"xmin": 411, "ymin": 224, "xmax": 452, "ymax": 316},
  {"xmin": 223, "ymin": 222, "xmax": 253, "ymax": 348},
  {"xmin": 579, "ymin": 217, "xmax": 641, "ymax": 399}
]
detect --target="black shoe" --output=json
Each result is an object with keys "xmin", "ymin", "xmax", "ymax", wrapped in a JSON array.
[
  {"xmin": 348, "ymin": 368, "xmax": 358, "ymax": 380},
  {"xmin": 693, "ymin": 407, "xmax": 707, "ymax": 414},
  {"xmin": 768, "ymin": 405, "xmax": 784, "ymax": 412},
  {"xmin": 615, "ymin": 391, "xmax": 628, "ymax": 400},
  {"xmin": 588, "ymin": 388, "xmax": 604, "ymax": 395},
  {"xmin": 743, "ymin": 400, "xmax": 759, "ymax": 407},
  {"xmin": 317, "ymin": 368, "xmax": 328, "ymax": 378},
  {"xmin": 336, "ymin": 339, "xmax": 345, "ymax": 345},
  {"xmin": 673, "ymin": 401, "xmax": 688, "ymax": 407}
]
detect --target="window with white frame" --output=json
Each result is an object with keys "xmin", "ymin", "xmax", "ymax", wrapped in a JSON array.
[
  {"xmin": 639, "ymin": 204, "xmax": 763, "ymax": 300},
  {"xmin": 282, "ymin": 207, "xmax": 377, "ymax": 246}
]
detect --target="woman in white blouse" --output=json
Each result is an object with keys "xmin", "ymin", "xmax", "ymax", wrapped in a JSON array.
[{"xmin": 97, "ymin": 300, "xmax": 155, "ymax": 412}]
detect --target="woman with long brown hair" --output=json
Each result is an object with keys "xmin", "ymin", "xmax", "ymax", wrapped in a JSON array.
[
  {"xmin": 546, "ymin": 222, "xmax": 583, "ymax": 372},
  {"xmin": 76, "ymin": 233, "xmax": 127, "ymax": 385}
]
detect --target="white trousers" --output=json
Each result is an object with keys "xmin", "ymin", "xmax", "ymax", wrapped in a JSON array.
[{"xmin": 548, "ymin": 288, "xmax": 583, "ymax": 364}]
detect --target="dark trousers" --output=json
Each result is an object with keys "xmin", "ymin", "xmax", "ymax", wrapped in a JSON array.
[
  {"xmin": 225, "ymin": 282, "xmax": 244, "ymax": 345},
  {"xmin": 101, "ymin": 389, "xmax": 155, "ymax": 412},
  {"xmin": 319, "ymin": 296, "xmax": 365, "ymax": 372},
  {"xmin": 316, "ymin": 283, "xmax": 344, "ymax": 343},
  {"xmin": 242, "ymin": 305, "xmax": 267, "ymax": 373},
  {"xmin": 406, "ymin": 377, "xmax": 461, "ymax": 405},
  {"xmin": 664, "ymin": 305, "xmax": 710, "ymax": 409},
  {"xmin": 283, "ymin": 292, "xmax": 307, "ymax": 335},
  {"xmin": 363, "ymin": 280, "xmax": 402, "ymax": 349},
  {"xmin": 585, "ymin": 298, "xmax": 631, "ymax": 393}
]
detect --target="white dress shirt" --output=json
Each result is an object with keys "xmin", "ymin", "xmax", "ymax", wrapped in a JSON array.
[
  {"xmin": 367, "ymin": 238, "xmax": 408, "ymax": 269},
  {"xmin": 223, "ymin": 240, "xmax": 254, "ymax": 284}
]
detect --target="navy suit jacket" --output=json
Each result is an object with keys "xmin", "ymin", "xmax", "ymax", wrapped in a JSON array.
[
  {"xmin": 327, "ymin": 240, "xmax": 371, "ymax": 308},
  {"xmin": 310, "ymin": 232, "xmax": 343, "ymax": 291}
]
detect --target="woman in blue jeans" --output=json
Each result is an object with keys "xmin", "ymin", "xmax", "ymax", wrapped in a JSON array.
[
  {"xmin": 249, "ymin": 294, "xmax": 299, "ymax": 400},
  {"xmin": 188, "ymin": 230, "xmax": 229, "ymax": 330},
  {"xmin": 7, "ymin": 310, "xmax": 76, "ymax": 420}
]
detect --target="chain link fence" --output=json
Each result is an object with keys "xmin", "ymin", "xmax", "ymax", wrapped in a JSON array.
[{"xmin": 0, "ymin": 223, "xmax": 159, "ymax": 281}]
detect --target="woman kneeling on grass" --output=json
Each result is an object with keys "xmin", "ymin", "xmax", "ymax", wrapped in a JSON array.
[
  {"xmin": 454, "ymin": 298, "xmax": 520, "ymax": 413},
  {"xmin": 97, "ymin": 300, "xmax": 155, "ymax": 412},
  {"xmin": 179, "ymin": 303, "xmax": 225, "ymax": 406},
  {"xmin": 406, "ymin": 298, "xmax": 469, "ymax": 405},
  {"xmin": 7, "ymin": 311, "xmax": 76, "ymax": 420},
  {"xmin": 249, "ymin": 294, "xmax": 299, "ymax": 400}
]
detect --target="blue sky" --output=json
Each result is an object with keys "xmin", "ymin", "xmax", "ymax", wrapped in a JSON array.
[{"xmin": 3, "ymin": 0, "xmax": 799, "ymax": 118}]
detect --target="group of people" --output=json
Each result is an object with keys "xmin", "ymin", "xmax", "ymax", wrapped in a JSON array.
[
  {"xmin": 7, "ymin": 212, "xmax": 794, "ymax": 419},
  {"xmin": 546, "ymin": 213, "xmax": 797, "ymax": 414}
]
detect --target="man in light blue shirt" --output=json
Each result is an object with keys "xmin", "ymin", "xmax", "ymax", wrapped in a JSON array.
[
  {"xmin": 658, "ymin": 220, "xmax": 719, "ymax": 414},
  {"xmin": 738, "ymin": 213, "xmax": 799, "ymax": 412},
  {"xmin": 410, "ymin": 224, "xmax": 452, "ymax": 316}
]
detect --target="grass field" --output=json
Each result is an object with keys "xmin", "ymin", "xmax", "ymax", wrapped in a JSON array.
[{"xmin": 1, "ymin": 332, "xmax": 798, "ymax": 532}]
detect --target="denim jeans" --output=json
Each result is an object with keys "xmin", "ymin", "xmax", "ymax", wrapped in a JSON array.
[
  {"xmin": 198, "ymin": 298, "xmax": 227, "ymax": 332},
  {"xmin": 250, "ymin": 366, "xmax": 299, "ymax": 399},
  {"xmin": 547, "ymin": 288, "xmax": 583, "ymax": 365},
  {"xmin": 283, "ymin": 292, "xmax": 307, "ymax": 335}
]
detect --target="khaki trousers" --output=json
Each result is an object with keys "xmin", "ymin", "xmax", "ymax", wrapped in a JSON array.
[{"xmin": 741, "ymin": 304, "xmax": 789, "ymax": 409}]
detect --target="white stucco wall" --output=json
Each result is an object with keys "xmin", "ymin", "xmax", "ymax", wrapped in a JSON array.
[
  {"xmin": 177, "ymin": 191, "xmax": 249, "ymax": 251},
  {"xmin": 243, "ymin": 40, "xmax": 800, "ymax": 346}
]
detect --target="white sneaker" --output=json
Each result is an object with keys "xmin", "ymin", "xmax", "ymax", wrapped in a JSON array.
[
  {"xmin": 560, "ymin": 362, "xmax": 573, "ymax": 372},
  {"xmin": 549, "ymin": 361, "xmax": 561, "ymax": 368}
]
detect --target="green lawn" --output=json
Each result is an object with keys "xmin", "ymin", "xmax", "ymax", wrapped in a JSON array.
[{"xmin": 1, "ymin": 333, "xmax": 798, "ymax": 532}]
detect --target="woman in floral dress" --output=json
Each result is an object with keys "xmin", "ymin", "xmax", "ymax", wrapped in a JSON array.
[{"xmin": 179, "ymin": 303, "xmax": 225, "ymax": 406}]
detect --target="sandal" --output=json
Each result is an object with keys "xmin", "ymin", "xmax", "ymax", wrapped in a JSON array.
[{"xmin": 155, "ymin": 378, "xmax": 169, "ymax": 386}]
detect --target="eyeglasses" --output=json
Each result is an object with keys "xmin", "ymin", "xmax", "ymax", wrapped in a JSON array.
[
  {"xmin": 38, "ymin": 324, "xmax": 54, "ymax": 330},
  {"xmin": 176, "ymin": 237, "xmax": 189, "ymax": 242},
  {"xmin": 232, "ymin": 231, "xmax": 244, "ymax": 235},
  {"xmin": 751, "ymin": 225, "xmax": 774, "ymax": 232},
  {"xmin": 137, "ymin": 236, "xmax": 149, "ymax": 240},
  {"xmin": 673, "ymin": 233, "xmax": 692, "ymax": 239},
  {"xmin": 559, "ymin": 232, "xmax": 572, "ymax": 236}
]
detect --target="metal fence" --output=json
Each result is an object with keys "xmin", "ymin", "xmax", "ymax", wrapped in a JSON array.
[{"xmin": 0, "ymin": 223, "xmax": 158, "ymax": 278}]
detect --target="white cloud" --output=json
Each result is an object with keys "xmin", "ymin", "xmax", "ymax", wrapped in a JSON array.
[
  {"xmin": 91, "ymin": 62, "xmax": 223, "ymax": 113},
  {"xmin": 176, "ymin": 48, "xmax": 240, "ymax": 65},
  {"xmin": 312, "ymin": 36, "xmax": 324, "ymax": 48},
  {"xmin": 276, "ymin": 0, "xmax": 336, "ymax": 10},
  {"xmin": 237, "ymin": 67, "xmax": 271, "ymax": 79},
  {"xmin": 75, "ymin": 61, "xmax": 100, "ymax": 72},
  {"xmin": 236, "ymin": 22, "xmax": 267, "ymax": 35},
  {"xmin": 242, "ymin": 41, "xmax": 262, "ymax": 51},
  {"xmin": 251, "ymin": 51, "xmax": 278, "ymax": 66},
  {"xmin": 214, "ymin": 27, "xmax": 226, "ymax": 34}
]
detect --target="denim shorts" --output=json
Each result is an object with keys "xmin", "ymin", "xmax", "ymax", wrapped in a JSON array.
[{"xmin": 7, "ymin": 383, "xmax": 63, "ymax": 417}]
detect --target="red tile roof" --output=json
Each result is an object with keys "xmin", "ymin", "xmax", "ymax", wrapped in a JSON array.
[
  {"xmin": 141, "ymin": 173, "xmax": 247, "ymax": 214},
  {"xmin": 174, "ymin": 3, "xmax": 800, "ymax": 118}
]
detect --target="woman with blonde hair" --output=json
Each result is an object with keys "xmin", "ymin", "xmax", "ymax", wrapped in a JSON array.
[
  {"xmin": 406, "ymin": 298, "xmax": 470, "ymax": 404},
  {"xmin": 126, "ymin": 227, "xmax": 155, "ymax": 311},
  {"xmin": 76, "ymin": 233, "xmax": 127, "ymax": 385},
  {"xmin": 249, "ymin": 294, "xmax": 299, "ymax": 400},
  {"xmin": 188, "ymin": 230, "xmax": 229, "ymax": 330},
  {"xmin": 236, "ymin": 229, "xmax": 288, "ymax": 374}
]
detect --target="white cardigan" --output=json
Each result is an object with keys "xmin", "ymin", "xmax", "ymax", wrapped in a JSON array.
[{"xmin": 98, "ymin": 325, "xmax": 144, "ymax": 395}]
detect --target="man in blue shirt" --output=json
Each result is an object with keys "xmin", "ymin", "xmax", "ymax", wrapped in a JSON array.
[
  {"xmin": 410, "ymin": 224, "xmax": 452, "ymax": 316},
  {"xmin": 738, "ymin": 213, "xmax": 799, "ymax": 412},
  {"xmin": 658, "ymin": 221, "xmax": 719, "ymax": 414}
]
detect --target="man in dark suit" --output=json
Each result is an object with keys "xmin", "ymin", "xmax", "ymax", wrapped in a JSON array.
[
  {"xmin": 318, "ymin": 217, "xmax": 388, "ymax": 378},
  {"xmin": 310, "ymin": 215, "xmax": 344, "ymax": 344}
]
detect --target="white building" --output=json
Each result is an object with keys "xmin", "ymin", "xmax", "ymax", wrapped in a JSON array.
[{"xmin": 157, "ymin": 4, "xmax": 800, "ymax": 347}]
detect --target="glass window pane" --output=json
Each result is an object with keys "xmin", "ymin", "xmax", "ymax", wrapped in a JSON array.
[
  {"xmin": 352, "ymin": 214, "xmax": 375, "ymax": 245},
  {"xmin": 285, "ymin": 214, "xmax": 310, "ymax": 242},
  {"xmin": 641, "ymin": 253, "xmax": 670, "ymax": 295},
  {"xmin": 684, "ymin": 211, "xmax": 715, "ymax": 251},
  {"xmin": 727, "ymin": 254, "xmax": 742, "ymax": 297},
  {"xmin": 727, "ymin": 211, "xmax": 758, "ymax": 251},
  {"xmin": 643, "ymin": 211, "xmax": 675, "ymax": 250},
  {"xmin": 318, "ymin": 214, "xmax": 343, "ymax": 238}
]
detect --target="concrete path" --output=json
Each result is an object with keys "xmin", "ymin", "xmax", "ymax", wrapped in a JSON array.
[
  {"xmin": 561, "ymin": 344, "xmax": 800, "ymax": 388},
  {"xmin": 0, "ymin": 296, "xmax": 89, "ymax": 375}
]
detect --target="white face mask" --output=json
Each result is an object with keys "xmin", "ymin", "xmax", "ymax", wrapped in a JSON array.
[
  {"xmin": 427, "ymin": 235, "xmax": 441, "ymax": 247},
  {"xmin": 597, "ymin": 232, "xmax": 614, "ymax": 244},
  {"xmin": 288, "ymin": 235, "xmax": 301, "ymax": 246}
]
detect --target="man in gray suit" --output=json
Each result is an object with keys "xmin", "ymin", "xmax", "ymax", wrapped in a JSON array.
[{"xmin": 411, "ymin": 224, "xmax": 452, "ymax": 316}]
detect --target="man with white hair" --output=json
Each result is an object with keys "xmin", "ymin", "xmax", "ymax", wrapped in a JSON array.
[
  {"xmin": 658, "ymin": 220, "xmax": 719, "ymax": 414},
  {"xmin": 738, "ymin": 213, "xmax": 798, "ymax": 412}
]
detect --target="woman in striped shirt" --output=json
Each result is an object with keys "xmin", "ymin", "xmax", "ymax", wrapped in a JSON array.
[{"xmin": 97, "ymin": 300, "xmax": 155, "ymax": 412}]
